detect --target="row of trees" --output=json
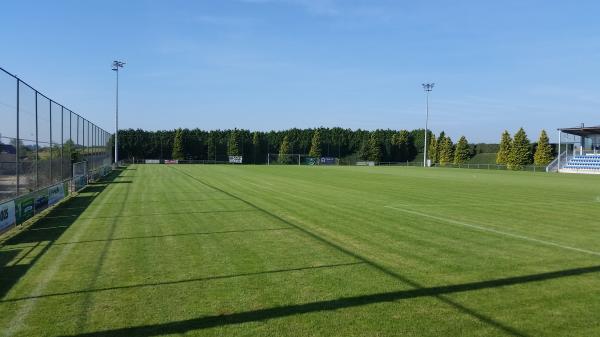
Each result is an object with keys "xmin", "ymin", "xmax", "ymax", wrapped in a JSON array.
[
  {"xmin": 496, "ymin": 128, "xmax": 553, "ymax": 169},
  {"xmin": 275, "ymin": 129, "xmax": 426, "ymax": 163},
  {"xmin": 428, "ymin": 132, "xmax": 472, "ymax": 165},
  {"xmin": 116, "ymin": 128, "xmax": 437, "ymax": 164},
  {"xmin": 118, "ymin": 127, "xmax": 557, "ymax": 169}
]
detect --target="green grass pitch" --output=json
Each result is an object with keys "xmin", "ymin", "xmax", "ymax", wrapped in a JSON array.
[{"xmin": 1, "ymin": 165, "xmax": 600, "ymax": 336}]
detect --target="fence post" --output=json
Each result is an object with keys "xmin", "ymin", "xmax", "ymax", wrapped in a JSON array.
[
  {"xmin": 15, "ymin": 78, "xmax": 20, "ymax": 196},
  {"xmin": 70, "ymin": 112, "xmax": 73, "ymax": 178},
  {"xmin": 49, "ymin": 100, "xmax": 53, "ymax": 183},
  {"xmin": 82, "ymin": 119, "xmax": 85, "ymax": 171},
  {"xmin": 87, "ymin": 121, "xmax": 90, "ymax": 172},
  {"xmin": 61, "ymin": 106, "xmax": 64, "ymax": 180},
  {"xmin": 35, "ymin": 92, "xmax": 39, "ymax": 189}
]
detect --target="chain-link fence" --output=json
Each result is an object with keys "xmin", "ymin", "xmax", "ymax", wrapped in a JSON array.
[{"xmin": 0, "ymin": 67, "xmax": 112, "ymax": 203}]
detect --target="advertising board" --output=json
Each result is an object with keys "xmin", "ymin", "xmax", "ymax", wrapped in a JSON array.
[
  {"xmin": 48, "ymin": 182, "xmax": 65, "ymax": 206},
  {"xmin": 34, "ymin": 189, "xmax": 49, "ymax": 213},
  {"xmin": 320, "ymin": 157, "xmax": 337, "ymax": 165},
  {"xmin": 0, "ymin": 200, "xmax": 16, "ymax": 232},
  {"xmin": 15, "ymin": 195, "xmax": 34, "ymax": 224},
  {"xmin": 73, "ymin": 175, "xmax": 87, "ymax": 192}
]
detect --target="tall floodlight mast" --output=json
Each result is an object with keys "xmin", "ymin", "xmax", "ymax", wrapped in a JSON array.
[
  {"xmin": 422, "ymin": 83, "xmax": 435, "ymax": 167},
  {"xmin": 112, "ymin": 60, "xmax": 125, "ymax": 165}
]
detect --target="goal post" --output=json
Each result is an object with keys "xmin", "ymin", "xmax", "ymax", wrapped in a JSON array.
[
  {"xmin": 266, "ymin": 153, "xmax": 339, "ymax": 166},
  {"xmin": 267, "ymin": 153, "xmax": 301, "ymax": 165}
]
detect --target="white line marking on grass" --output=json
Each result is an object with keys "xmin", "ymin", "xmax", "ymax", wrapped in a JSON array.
[
  {"xmin": 388, "ymin": 200, "xmax": 598, "ymax": 208},
  {"xmin": 384, "ymin": 205, "xmax": 600, "ymax": 258}
]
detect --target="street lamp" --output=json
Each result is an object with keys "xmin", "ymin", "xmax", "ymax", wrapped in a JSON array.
[
  {"xmin": 112, "ymin": 60, "xmax": 125, "ymax": 165},
  {"xmin": 422, "ymin": 83, "xmax": 434, "ymax": 167}
]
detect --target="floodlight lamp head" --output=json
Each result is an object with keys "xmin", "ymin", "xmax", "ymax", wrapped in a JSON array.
[
  {"xmin": 112, "ymin": 60, "xmax": 125, "ymax": 71},
  {"xmin": 422, "ymin": 83, "xmax": 435, "ymax": 92}
]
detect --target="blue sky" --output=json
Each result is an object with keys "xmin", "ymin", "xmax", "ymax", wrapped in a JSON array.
[{"xmin": 1, "ymin": 0, "xmax": 599, "ymax": 142}]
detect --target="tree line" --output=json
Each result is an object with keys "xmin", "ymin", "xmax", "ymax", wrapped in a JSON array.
[
  {"xmin": 116, "ymin": 128, "xmax": 437, "ymax": 164},
  {"xmin": 115, "ymin": 127, "xmax": 554, "ymax": 168}
]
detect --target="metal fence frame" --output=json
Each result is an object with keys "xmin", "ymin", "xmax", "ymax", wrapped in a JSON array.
[{"xmin": 0, "ymin": 66, "xmax": 112, "ymax": 203}]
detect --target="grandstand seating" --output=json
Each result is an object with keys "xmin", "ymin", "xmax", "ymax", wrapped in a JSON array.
[{"xmin": 562, "ymin": 154, "xmax": 600, "ymax": 173}]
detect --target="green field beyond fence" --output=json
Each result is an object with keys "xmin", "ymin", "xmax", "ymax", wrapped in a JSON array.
[{"xmin": 1, "ymin": 165, "xmax": 599, "ymax": 336}]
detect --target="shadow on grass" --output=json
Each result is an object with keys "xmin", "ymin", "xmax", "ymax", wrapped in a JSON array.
[
  {"xmin": 0, "ymin": 169, "xmax": 125, "ymax": 299},
  {"xmin": 60, "ymin": 209, "xmax": 258, "ymax": 221},
  {"xmin": 93, "ymin": 198, "xmax": 237, "ymax": 205},
  {"xmin": 2, "ymin": 261, "xmax": 364, "ymax": 303},
  {"xmin": 73, "ymin": 171, "xmax": 134, "ymax": 332},
  {"xmin": 165, "ymin": 166, "xmax": 531, "ymax": 337},
  {"xmin": 98, "ymin": 180, "xmax": 133, "ymax": 184},
  {"xmin": 59, "ymin": 263, "xmax": 600, "ymax": 337},
  {"xmin": 51, "ymin": 227, "xmax": 293, "ymax": 246}
]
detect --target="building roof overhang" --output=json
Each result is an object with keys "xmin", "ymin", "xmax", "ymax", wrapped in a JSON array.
[{"xmin": 558, "ymin": 126, "xmax": 600, "ymax": 137}]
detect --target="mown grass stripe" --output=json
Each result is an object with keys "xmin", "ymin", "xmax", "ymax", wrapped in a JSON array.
[{"xmin": 384, "ymin": 205, "xmax": 600, "ymax": 257}]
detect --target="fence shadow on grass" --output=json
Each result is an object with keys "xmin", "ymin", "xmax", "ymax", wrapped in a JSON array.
[
  {"xmin": 69, "ymin": 209, "xmax": 258, "ymax": 221},
  {"xmin": 1, "ymin": 261, "xmax": 364, "ymax": 304},
  {"xmin": 52, "ymin": 227, "xmax": 293, "ymax": 246},
  {"xmin": 164, "ymin": 166, "xmax": 531, "ymax": 337},
  {"xmin": 59, "ymin": 263, "xmax": 600, "ymax": 337},
  {"xmin": 98, "ymin": 180, "xmax": 133, "ymax": 184},
  {"xmin": 18, "ymin": 165, "xmax": 585, "ymax": 337},
  {"xmin": 0, "ymin": 169, "xmax": 125, "ymax": 299}
]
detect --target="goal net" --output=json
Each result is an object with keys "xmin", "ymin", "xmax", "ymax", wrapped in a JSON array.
[{"xmin": 266, "ymin": 154, "xmax": 338, "ymax": 166}]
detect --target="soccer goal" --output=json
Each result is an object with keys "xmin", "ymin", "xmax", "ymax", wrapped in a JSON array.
[
  {"xmin": 267, "ymin": 153, "xmax": 301, "ymax": 165},
  {"xmin": 266, "ymin": 153, "xmax": 339, "ymax": 166}
]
